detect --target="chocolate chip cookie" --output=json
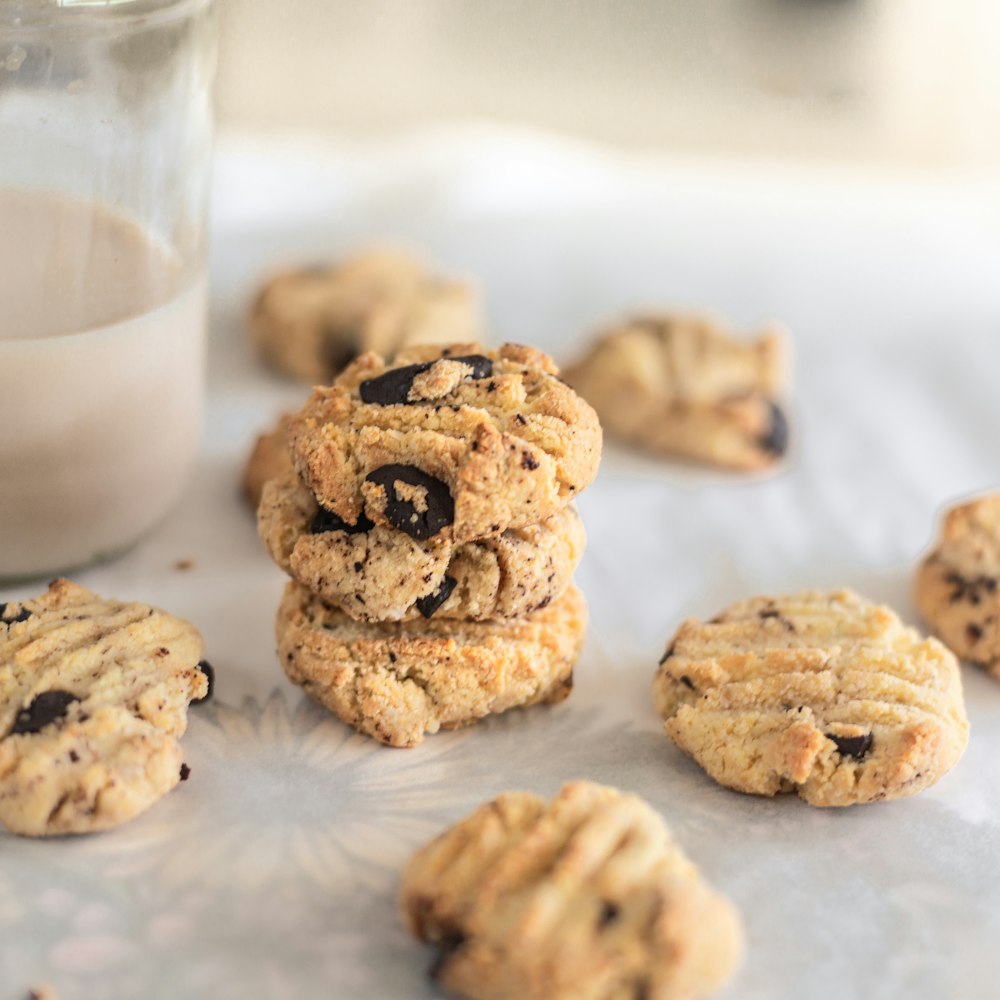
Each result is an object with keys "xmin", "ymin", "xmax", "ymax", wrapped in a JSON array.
[
  {"xmin": 563, "ymin": 313, "xmax": 788, "ymax": 470},
  {"xmin": 276, "ymin": 580, "xmax": 586, "ymax": 747},
  {"xmin": 916, "ymin": 492, "xmax": 1000, "ymax": 678},
  {"xmin": 249, "ymin": 248, "xmax": 482, "ymax": 383},
  {"xmin": 0, "ymin": 580, "xmax": 208, "ymax": 836},
  {"xmin": 653, "ymin": 589, "xmax": 968, "ymax": 807},
  {"xmin": 243, "ymin": 412, "xmax": 295, "ymax": 510},
  {"xmin": 258, "ymin": 471, "xmax": 585, "ymax": 622},
  {"xmin": 401, "ymin": 780, "xmax": 743, "ymax": 1000},
  {"xmin": 287, "ymin": 343, "xmax": 602, "ymax": 545}
]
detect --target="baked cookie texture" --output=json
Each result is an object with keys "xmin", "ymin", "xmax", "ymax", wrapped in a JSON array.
[
  {"xmin": 258, "ymin": 471, "xmax": 586, "ymax": 622},
  {"xmin": 276, "ymin": 580, "xmax": 586, "ymax": 747},
  {"xmin": 916, "ymin": 493, "xmax": 1000, "ymax": 678},
  {"xmin": 249, "ymin": 248, "xmax": 482, "ymax": 383},
  {"xmin": 287, "ymin": 342, "xmax": 602, "ymax": 545},
  {"xmin": 400, "ymin": 781, "xmax": 743, "ymax": 1000},
  {"xmin": 0, "ymin": 580, "xmax": 207, "ymax": 836},
  {"xmin": 652, "ymin": 589, "xmax": 968, "ymax": 807},
  {"xmin": 243, "ymin": 412, "xmax": 295, "ymax": 510},
  {"xmin": 563, "ymin": 313, "xmax": 788, "ymax": 470}
]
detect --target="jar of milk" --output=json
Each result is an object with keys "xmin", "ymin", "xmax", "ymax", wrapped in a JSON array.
[{"xmin": 0, "ymin": 0, "xmax": 217, "ymax": 580}]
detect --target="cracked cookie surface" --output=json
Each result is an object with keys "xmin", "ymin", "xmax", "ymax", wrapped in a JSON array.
[
  {"xmin": 249, "ymin": 248, "xmax": 482, "ymax": 383},
  {"xmin": 401, "ymin": 780, "xmax": 743, "ymax": 1000},
  {"xmin": 564, "ymin": 313, "xmax": 788, "ymax": 470},
  {"xmin": 275, "ymin": 580, "xmax": 586, "ymax": 747},
  {"xmin": 287, "ymin": 342, "xmax": 602, "ymax": 544},
  {"xmin": 0, "ymin": 579, "xmax": 207, "ymax": 836},
  {"xmin": 652, "ymin": 589, "xmax": 968, "ymax": 807},
  {"xmin": 258, "ymin": 471, "xmax": 585, "ymax": 622},
  {"xmin": 916, "ymin": 493, "xmax": 1000, "ymax": 679}
]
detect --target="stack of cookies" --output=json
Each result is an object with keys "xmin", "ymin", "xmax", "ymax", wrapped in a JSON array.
[{"xmin": 257, "ymin": 342, "xmax": 602, "ymax": 746}]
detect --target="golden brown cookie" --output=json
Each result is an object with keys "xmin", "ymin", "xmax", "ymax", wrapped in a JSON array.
[
  {"xmin": 564, "ymin": 313, "xmax": 788, "ymax": 470},
  {"xmin": 916, "ymin": 492, "xmax": 1000, "ymax": 678},
  {"xmin": 286, "ymin": 343, "xmax": 602, "ymax": 545},
  {"xmin": 275, "ymin": 580, "xmax": 586, "ymax": 747},
  {"xmin": 652, "ymin": 589, "xmax": 968, "ymax": 807},
  {"xmin": 0, "ymin": 580, "xmax": 208, "ymax": 836},
  {"xmin": 401, "ymin": 780, "xmax": 743, "ymax": 1000},
  {"xmin": 249, "ymin": 248, "xmax": 482, "ymax": 382},
  {"xmin": 258, "ymin": 471, "xmax": 585, "ymax": 622},
  {"xmin": 242, "ymin": 413, "xmax": 295, "ymax": 511}
]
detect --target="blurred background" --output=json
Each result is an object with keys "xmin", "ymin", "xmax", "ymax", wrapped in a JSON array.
[{"xmin": 217, "ymin": 0, "xmax": 1000, "ymax": 172}]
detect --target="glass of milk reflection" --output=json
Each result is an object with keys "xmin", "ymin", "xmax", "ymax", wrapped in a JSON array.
[{"xmin": 0, "ymin": 0, "xmax": 217, "ymax": 581}]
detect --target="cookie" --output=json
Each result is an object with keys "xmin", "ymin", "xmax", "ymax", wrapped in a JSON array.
[
  {"xmin": 286, "ymin": 343, "xmax": 602, "ymax": 545},
  {"xmin": 0, "ymin": 580, "xmax": 208, "ymax": 836},
  {"xmin": 652, "ymin": 589, "xmax": 968, "ymax": 807},
  {"xmin": 563, "ymin": 313, "xmax": 788, "ymax": 470},
  {"xmin": 276, "ymin": 580, "xmax": 586, "ymax": 747},
  {"xmin": 400, "ymin": 780, "xmax": 743, "ymax": 1000},
  {"xmin": 249, "ymin": 248, "xmax": 482, "ymax": 383},
  {"xmin": 258, "ymin": 471, "xmax": 586, "ymax": 622},
  {"xmin": 243, "ymin": 412, "xmax": 295, "ymax": 510},
  {"xmin": 916, "ymin": 493, "xmax": 1000, "ymax": 678}
]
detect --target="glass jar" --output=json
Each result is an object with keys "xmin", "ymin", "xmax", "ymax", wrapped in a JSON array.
[{"xmin": 0, "ymin": 0, "xmax": 216, "ymax": 581}]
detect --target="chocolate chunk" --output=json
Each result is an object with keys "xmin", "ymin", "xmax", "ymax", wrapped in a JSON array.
[
  {"xmin": 429, "ymin": 932, "xmax": 467, "ymax": 981},
  {"xmin": 946, "ymin": 571, "xmax": 999, "ymax": 605},
  {"xmin": 967, "ymin": 623, "xmax": 984, "ymax": 643},
  {"xmin": 366, "ymin": 465, "xmax": 454, "ymax": 539},
  {"xmin": 680, "ymin": 675, "xmax": 695, "ymax": 690},
  {"xmin": 416, "ymin": 576, "xmax": 457, "ymax": 619},
  {"xmin": 0, "ymin": 603, "xmax": 32, "ymax": 624},
  {"xmin": 321, "ymin": 327, "xmax": 359, "ymax": 376},
  {"xmin": 359, "ymin": 355, "xmax": 493, "ymax": 405},
  {"xmin": 9, "ymin": 690, "xmax": 79, "ymax": 736},
  {"xmin": 598, "ymin": 901, "xmax": 620, "ymax": 926},
  {"xmin": 827, "ymin": 732, "xmax": 873, "ymax": 760},
  {"xmin": 179, "ymin": 763, "xmax": 191, "ymax": 781},
  {"xmin": 308, "ymin": 505, "xmax": 374, "ymax": 535},
  {"xmin": 759, "ymin": 401, "xmax": 789, "ymax": 456},
  {"xmin": 521, "ymin": 450, "xmax": 540, "ymax": 470},
  {"xmin": 194, "ymin": 660, "xmax": 215, "ymax": 703}
]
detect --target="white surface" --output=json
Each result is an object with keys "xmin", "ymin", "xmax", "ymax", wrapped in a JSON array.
[{"xmin": 3, "ymin": 129, "xmax": 1000, "ymax": 1000}]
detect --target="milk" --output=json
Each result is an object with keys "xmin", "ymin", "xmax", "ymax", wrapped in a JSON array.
[{"xmin": 0, "ymin": 190, "xmax": 205, "ymax": 579}]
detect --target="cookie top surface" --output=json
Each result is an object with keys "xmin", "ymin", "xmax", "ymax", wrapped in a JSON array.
[
  {"xmin": 286, "ymin": 342, "xmax": 602, "ymax": 544},
  {"xmin": 400, "ymin": 780, "xmax": 743, "ymax": 1000},
  {"xmin": 276, "ymin": 580, "xmax": 586, "ymax": 747},
  {"xmin": 258, "ymin": 471, "xmax": 585, "ymax": 622},
  {"xmin": 0, "ymin": 579, "xmax": 208, "ymax": 836},
  {"xmin": 653, "ymin": 589, "xmax": 968, "ymax": 807},
  {"xmin": 249, "ymin": 248, "xmax": 482, "ymax": 383},
  {"xmin": 564, "ymin": 313, "xmax": 787, "ymax": 469},
  {"xmin": 916, "ymin": 493, "xmax": 1000, "ymax": 676}
]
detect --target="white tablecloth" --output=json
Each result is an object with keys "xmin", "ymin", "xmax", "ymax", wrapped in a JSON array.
[{"xmin": 3, "ymin": 127, "xmax": 1000, "ymax": 999}]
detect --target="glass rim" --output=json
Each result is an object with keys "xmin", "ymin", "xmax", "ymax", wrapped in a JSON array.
[{"xmin": 0, "ymin": 0, "xmax": 213, "ymax": 31}]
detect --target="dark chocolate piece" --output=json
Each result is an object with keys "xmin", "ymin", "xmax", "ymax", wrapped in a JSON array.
[
  {"xmin": 945, "ymin": 571, "xmax": 999, "ymax": 605},
  {"xmin": 9, "ymin": 690, "xmax": 79, "ymax": 736},
  {"xmin": 598, "ymin": 901, "xmax": 620, "ymax": 926},
  {"xmin": 194, "ymin": 660, "xmax": 215, "ymax": 703},
  {"xmin": 0, "ymin": 603, "xmax": 32, "ymax": 624},
  {"xmin": 366, "ymin": 465, "xmax": 454, "ymax": 540},
  {"xmin": 359, "ymin": 355, "xmax": 492, "ymax": 405},
  {"xmin": 827, "ymin": 732, "xmax": 873, "ymax": 761},
  {"xmin": 179, "ymin": 763, "xmax": 191, "ymax": 781},
  {"xmin": 967, "ymin": 623, "xmax": 984, "ymax": 643},
  {"xmin": 308, "ymin": 505, "xmax": 374, "ymax": 536},
  {"xmin": 415, "ymin": 576, "xmax": 457, "ymax": 619},
  {"xmin": 759, "ymin": 401, "xmax": 789, "ymax": 456},
  {"xmin": 429, "ymin": 932, "xmax": 467, "ymax": 982},
  {"xmin": 680, "ymin": 675, "xmax": 695, "ymax": 691}
]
